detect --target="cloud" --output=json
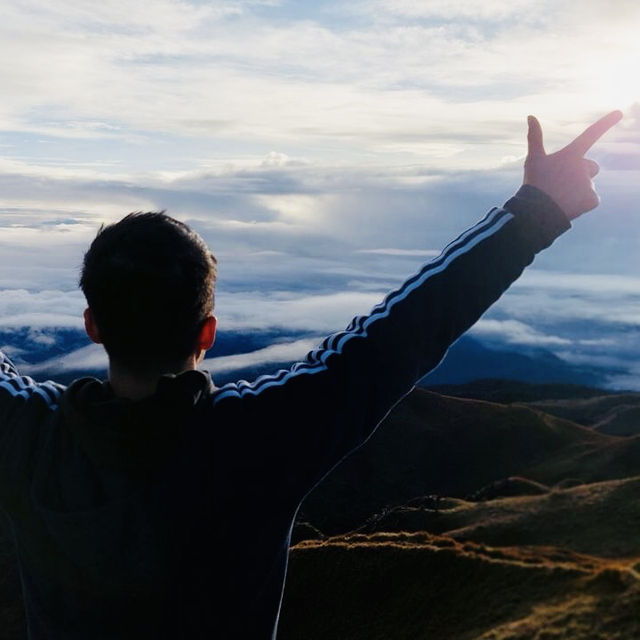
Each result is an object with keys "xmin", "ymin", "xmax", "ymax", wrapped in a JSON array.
[
  {"xmin": 470, "ymin": 319, "xmax": 571, "ymax": 347},
  {"xmin": 1, "ymin": 0, "xmax": 632, "ymax": 170},
  {"xmin": 514, "ymin": 270, "xmax": 640, "ymax": 295},
  {"xmin": 498, "ymin": 271, "xmax": 640, "ymax": 327},
  {"xmin": 201, "ymin": 337, "xmax": 320, "ymax": 374},
  {"xmin": 0, "ymin": 0, "xmax": 637, "ymax": 390},
  {"xmin": 356, "ymin": 248, "xmax": 440, "ymax": 257},
  {"xmin": 216, "ymin": 290, "xmax": 383, "ymax": 332},
  {"xmin": 0, "ymin": 156, "xmax": 525, "ymax": 297},
  {"xmin": 360, "ymin": 0, "xmax": 537, "ymax": 21},
  {"xmin": 0, "ymin": 290, "xmax": 85, "ymax": 328},
  {"xmin": 22, "ymin": 343, "xmax": 107, "ymax": 374},
  {"xmin": 0, "ymin": 154, "xmax": 636, "ymax": 388},
  {"xmin": 23, "ymin": 335, "xmax": 320, "ymax": 378},
  {"xmin": 602, "ymin": 153, "xmax": 640, "ymax": 171}
]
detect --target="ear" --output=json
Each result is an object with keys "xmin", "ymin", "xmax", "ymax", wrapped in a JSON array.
[
  {"xmin": 197, "ymin": 315, "xmax": 217, "ymax": 352},
  {"xmin": 83, "ymin": 308, "xmax": 103, "ymax": 344}
]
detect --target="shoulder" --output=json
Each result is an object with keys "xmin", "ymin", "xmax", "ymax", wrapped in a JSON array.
[{"xmin": 0, "ymin": 352, "xmax": 65, "ymax": 413}]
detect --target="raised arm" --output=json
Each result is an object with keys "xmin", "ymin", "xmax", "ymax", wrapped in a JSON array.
[{"xmin": 211, "ymin": 111, "xmax": 622, "ymax": 499}]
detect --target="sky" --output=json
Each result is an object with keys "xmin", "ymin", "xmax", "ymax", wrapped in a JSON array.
[{"xmin": 2, "ymin": 0, "xmax": 640, "ymax": 388}]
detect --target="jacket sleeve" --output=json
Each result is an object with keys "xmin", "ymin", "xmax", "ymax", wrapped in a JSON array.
[
  {"xmin": 0, "ymin": 352, "xmax": 65, "ymax": 510},
  {"xmin": 0, "ymin": 353, "xmax": 64, "ymax": 414},
  {"xmin": 211, "ymin": 185, "xmax": 571, "ymax": 498}
]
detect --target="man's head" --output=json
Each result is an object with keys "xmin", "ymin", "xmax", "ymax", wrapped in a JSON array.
[{"xmin": 80, "ymin": 212, "xmax": 217, "ymax": 376}]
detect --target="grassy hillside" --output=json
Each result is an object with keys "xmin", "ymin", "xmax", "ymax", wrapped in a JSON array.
[
  {"xmin": 358, "ymin": 475, "xmax": 640, "ymax": 558},
  {"xmin": 300, "ymin": 388, "xmax": 635, "ymax": 535},
  {"xmin": 280, "ymin": 532, "xmax": 640, "ymax": 639},
  {"xmin": 284, "ymin": 477, "xmax": 640, "ymax": 638},
  {"xmin": 283, "ymin": 386, "xmax": 640, "ymax": 638}
]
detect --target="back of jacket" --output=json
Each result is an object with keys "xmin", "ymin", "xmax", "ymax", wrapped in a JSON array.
[{"xmin": 0, "ymin": 186, "xmax": 569, "ymax": 639}]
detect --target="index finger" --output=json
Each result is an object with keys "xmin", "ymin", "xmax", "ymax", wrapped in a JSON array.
[{"xmin": 563, "ymin": 110, "xmax": 623, "ymax": 156}]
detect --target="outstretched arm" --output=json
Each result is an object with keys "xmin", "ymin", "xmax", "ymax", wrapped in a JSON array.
[{"xmin": 212, "ymin": 111, "xmax": 622, "ymax": 499}]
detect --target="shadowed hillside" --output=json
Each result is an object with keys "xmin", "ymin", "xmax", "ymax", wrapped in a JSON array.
[
  {"xmin": 299, "ymin": 388, "xmax": 638, "ymax": 535},
  {"xmin": 425, "ymin": 378, "xmax": 613, "ymax": 404},
  {"xmin": 525, "ymin": 393, "xmax": 640, "ymax": 436},
  {"xmin": 426, "ymin": 379, "xmax": 640, "ymax": 436}
]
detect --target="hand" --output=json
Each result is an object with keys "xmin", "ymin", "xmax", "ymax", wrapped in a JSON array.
[{"xmin": 524, "ymin": 111, "xmax": 622, "ymax": 220}]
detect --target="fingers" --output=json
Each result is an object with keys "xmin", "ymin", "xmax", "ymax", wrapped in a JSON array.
[
  {"xmin": 527, "ymin": 115, "xmax": 545, "ymax": 157},
  {"xmin": 584, "ymin": 158, "xmax": 599, "ymax": 178},
  {"xmin": 564, "ymin": 110, "xmax": 623, "ymax": 157},
  {"xmin": 580, "ymin": 189, "xmax": 600, "ymax": 215}
]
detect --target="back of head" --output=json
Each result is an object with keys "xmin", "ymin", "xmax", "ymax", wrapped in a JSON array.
[{"xmin": 80, "ymin": 212, "xmax": 217, "ymax": 375}]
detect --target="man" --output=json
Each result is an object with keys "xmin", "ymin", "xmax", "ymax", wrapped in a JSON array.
[{"xmin": 0, "ymin": 112, "xmax": 621, "ymax": 638}]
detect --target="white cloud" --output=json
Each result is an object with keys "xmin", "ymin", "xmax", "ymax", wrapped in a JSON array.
[
  {"xmin": 496, "ymin": 270, "xmax": 640, "ymax": 327},
  {"xmin": 0, "ymin": 290, "xmax": 85, "ymax": 327},
  {"xmin": 261, "ymin": 152, "xmax": 291, "ymax": 168},
  {"xmin": 514, "ymin": 270, "xmax": 640, "ymax": 295},
  {"xmin": 0, "ymin": 0, "xmax": 631, "ymax": 168},
  {"xmin": 356, "ymin": 248, "xmax": 440, "ymax": 256},
  {"xmin": 216, "ymin": 290, "xmax": 383, "ymax": 332},
  {"xmin": 470, "ymin": 319, "xmax": 571, "ymax": 347},
  {"xmin": 23, "ymin": 335, "xmax": 321, "ymax": 379},
  {"xmin": 0, "ymin": 313, "xmax": 82, "ymax": 329},
  {"xmin": 202, "ymin": 337, "xmax": 320, "ymax": 374},
  {"xmin": 22, "ymin": 343, "xmax": 107, "ymax": 374},
  {"xmin": 0, "ymin": 0, "xmax": 637, "ymax": 388},
  {"xmin": 603, "ymin": 372, "xmax": 640, "ymax": 392},
  {"xmin": 361, "ymin": 0, "xmax": 537, "ymax": 21}
]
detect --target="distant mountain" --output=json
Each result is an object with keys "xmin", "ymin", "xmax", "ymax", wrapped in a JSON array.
[
  {"xmin": 0, "ymin": 328, "xmax": 618, "ymax": 391},
  {"xmin": 212, "ymin": 334, "xmax": 614, "ymax": 389},
  {"xmin": 419, "ymin": 335, "xmax": 609, "ymax": 387},
  {"xmin": 425, "ymin": 378, "xmax": 614, "ymax": 404}
]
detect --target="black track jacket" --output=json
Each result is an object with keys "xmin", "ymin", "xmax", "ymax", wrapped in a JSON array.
[{"xmin": 0, "ymin": 185, "xmax": 570, "ymax": 638}]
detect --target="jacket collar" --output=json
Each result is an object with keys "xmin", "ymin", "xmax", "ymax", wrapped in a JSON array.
[{"xmin": 60, "ymin": 369, "xmax": 214, "ymax": 475}]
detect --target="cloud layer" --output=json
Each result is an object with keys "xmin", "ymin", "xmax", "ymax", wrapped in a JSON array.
[{"xmin": 2, "ymin": 0, "xmax": 639, "ymax": 389}]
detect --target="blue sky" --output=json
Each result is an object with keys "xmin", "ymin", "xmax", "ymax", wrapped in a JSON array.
[{"xmin": 2, "ymin": 0, "xmax": 640, "ymax": 388}]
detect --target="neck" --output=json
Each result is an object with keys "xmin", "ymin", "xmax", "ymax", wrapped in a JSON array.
[{"xmin": 108, "ymin": 356, "xmax": 197, "ymax": 400}]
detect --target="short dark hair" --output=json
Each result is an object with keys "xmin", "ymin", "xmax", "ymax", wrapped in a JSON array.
[{"xmin": 80, "ymin": 212, "xmax": 217, "ymax": 374}]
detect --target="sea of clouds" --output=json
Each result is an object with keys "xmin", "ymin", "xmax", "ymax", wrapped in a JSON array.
[
  {"xmin": 2, "ymin": 153, "xmax": 640, "ymax": 389},
  {"xmin": 4, "ymin": 0, "xmax": 640, "ymax": 389}
]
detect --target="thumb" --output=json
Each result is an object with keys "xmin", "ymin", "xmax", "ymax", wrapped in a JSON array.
[{"xmin": 527, "ymin": 115, "xmax": 545, "ymax": 157}]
